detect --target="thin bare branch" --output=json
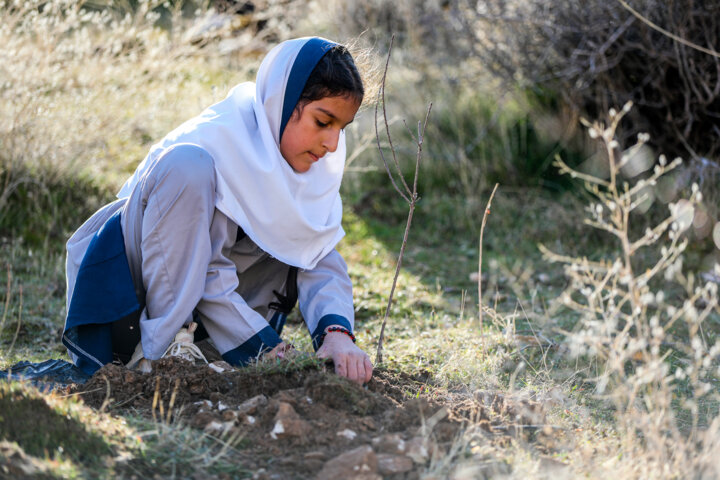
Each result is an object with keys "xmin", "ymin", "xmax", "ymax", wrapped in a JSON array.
[
  {"xmin": 373, "ymin": 35, "xmax": 411, "ymax": 203},
  {"xmin": 553, "ymin": 155, "xmax": 611, "ymax": 188},
  {"xmin": 374, "ymin": 41, "xmax": 432, "ymax": 364},
  {"xmin": 616, "ymin": 0, "xmax": 720, "ymax": 59},
  {"xmin": 478, "ymin": 183, "xmax": 499, "ymax": 356}
]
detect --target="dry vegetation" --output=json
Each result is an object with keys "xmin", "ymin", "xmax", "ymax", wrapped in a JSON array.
[{"xmin": 1, "ymin": 0, "xmax": 719, "ymax": 479}]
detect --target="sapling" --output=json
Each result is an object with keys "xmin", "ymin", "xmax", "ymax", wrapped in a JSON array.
[{"xmin": 374, "ymin": 35, "xmax": 432, "ymax": 364}]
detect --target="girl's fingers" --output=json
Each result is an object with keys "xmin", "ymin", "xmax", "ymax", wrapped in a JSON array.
[
  {"xmin": 316, "ymin": 336, "xmax": 374, "ymax": 384},
  {"xmin": 346, "ymin": 356, "xmax": 359, "ymax": 383},
  {"xmin": 335, "ymin": 357, "xmax": 347, "ymax": 377},
  {"xmin": 363, "ymin": 356, "xmax": 374, "ymax": 383},
  {"xmin": 352, "ymin": 359, "xmax": 364, "ymax": 384}
]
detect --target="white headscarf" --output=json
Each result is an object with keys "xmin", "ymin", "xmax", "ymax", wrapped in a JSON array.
[{"xmin": 118, "ymin": 37, "xmax": 347, "ymax": 270}]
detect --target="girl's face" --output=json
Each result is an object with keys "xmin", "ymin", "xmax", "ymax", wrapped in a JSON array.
[{"xmin": 280, "ymin": 95, "xmax": 360, "ymax": 173}]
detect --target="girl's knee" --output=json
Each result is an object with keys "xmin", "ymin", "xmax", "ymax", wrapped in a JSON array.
[{"xmin": 154, "ymin": 144, "xmax": 216, "ymax": 191}]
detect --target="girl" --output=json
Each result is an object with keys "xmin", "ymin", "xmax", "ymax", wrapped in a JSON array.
[{"xmin": 62, "ymin": 37, "xmax": 373, "ymax": 384}]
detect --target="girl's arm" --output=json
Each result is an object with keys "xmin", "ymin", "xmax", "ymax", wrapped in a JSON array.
[
  {"xmin": 297, "ymin": 249, "xmax": 373, "ymax": 384},
  {"xmin": 193, "ymin": 213, "xmax": 284, "ymax": 364}
]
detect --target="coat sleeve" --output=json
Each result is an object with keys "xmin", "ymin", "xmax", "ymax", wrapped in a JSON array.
[
  {"xmin": 297, "ymin": 249, "xmax": 355, "ymax": 350},
  {"xmin": 194, "ymin": 211, "xmax": 282, "ymax": 365}
]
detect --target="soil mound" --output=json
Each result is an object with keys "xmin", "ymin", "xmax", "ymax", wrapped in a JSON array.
[{"xmin": 73, "ymin": 358, "xmax": 543, "ymax": 479}]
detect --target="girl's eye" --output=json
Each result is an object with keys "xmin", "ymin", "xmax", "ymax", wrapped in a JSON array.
[{"xmin": 316, "ymin": 120, "xmax": 329, "ymax": 128}]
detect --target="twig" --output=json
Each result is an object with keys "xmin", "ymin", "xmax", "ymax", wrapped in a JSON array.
[
  {"xmin": 56, "ymin": 387, "xmax": 105, "ymax": 398},
  {"xmin": 111, "ymin": 392, "xmax": 143, "ymax": 408},
  {"xmin": 376, "ymin": 188, "xmax": 417, "ymax": 365},
  {"xmin": 374, "ymin": 36, "xmax": 433, "ymax": 365},
  {"xmin": 99, "ymin": 374, "xmax": 112, "ymax": 413},
  {"xmin": 478, "ymin": 183, "xmax": 499, "ymax": 356},
  {"xmin": 615, "ymin": 0, "xmax": 720, "ymax": 59},
  {"xmin": 151, "ymin": 377, "xmax": 161, "ymax": 423},
  {"xmin": 374, "ymin": 36, "xmax": 410, "ymax": 204},
  {"xmin": 166, "ymin": 377, "xmax": 180, "ymax": 424}
]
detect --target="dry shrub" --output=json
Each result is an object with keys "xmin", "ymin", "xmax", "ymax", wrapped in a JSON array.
[
  {"xmin": 543, "ymin": 104, "xmax": 720, "ymax": 477},
  {"xmin": 468, "ymin": 0, "xmax": 720, "ymax": 162},
  {"xmin": 341, "ymin": 1, "xmax": 720, "ymax": 196}
]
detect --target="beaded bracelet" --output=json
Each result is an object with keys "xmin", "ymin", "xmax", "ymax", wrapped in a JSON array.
[{"xmin": 322, "ymin": 326, "xmax": 356, "ymax": 343}]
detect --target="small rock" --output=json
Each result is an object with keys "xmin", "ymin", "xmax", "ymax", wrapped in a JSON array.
[
  {"xmin": 188, "ymin": 381, "xmax": 204, "ymax": 394},
  {"xmin": 252, "ymin": 468, "xmax": 268, "ymax": 480},
  {"xmin": 193, "ymin": 399, "xmax": 213, "ymax": 410},
  {"xmin": 304, "ymin": 459, "xmax": 324, "ymax": 472},
  {"xmin": 371, "ymin": 433, "xmax": 406, "ymax": 454},
  {"xmin": 405, "ymin": 437, "xmax": 435, "ymax": 464},
  {"xmin": 204, "ymin": 420, "xmax": 234, "ymax": 435},
  {"xmin": 237, "ymin": 394, "xmax": 268, "ymax": 415},
  {"xmin": 208, "ymin": 360, "xmax": 233, "ymax": 373},
  {"xmin": 270, "ymin": 421, "xmax": 284, "ymax": 440},
  {"xmin": 316, "ymin": 445, "xmax": 379, "ymax": 480},
  {"xmin": 358, "ymin": 416, "xmax": 378, "ymax": 430},
  {"xmin": 337, "ymin": 429, "xmax": 358, "ymax": 440},
  {"xmin": 221, "ymin": 409, "xmax": 238, "ymax": 422},
  {"xmin": 190, "ymin": 411, "xmax": 219, "ymax": 429},
  {"xmin": 274, "ymin": 389, "xmax": 299, "ymax": 405},
  {"xmin": 304, "ymin": 451, "xmax": 327, "ymax": 461},
  {"xmin": 270, "ymin": 402, "xmax": 310, "ymax": 440},
  {"xmin": 377, "ymin": 454, "xmax": 414, "ymax": 475}
]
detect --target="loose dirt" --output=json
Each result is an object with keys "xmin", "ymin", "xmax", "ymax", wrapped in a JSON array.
[{"xmin": 72, "ymin": 357, "xmax": 545, "ymax": 479}]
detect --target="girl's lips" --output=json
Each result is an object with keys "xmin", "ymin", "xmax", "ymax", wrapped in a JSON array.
[{"xmin": 308, "ymin": 152, "xmax": 319, "ymax": 162}]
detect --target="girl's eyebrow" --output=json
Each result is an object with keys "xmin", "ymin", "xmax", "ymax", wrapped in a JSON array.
[
  {"xmin": 316, "ymin": 107, "xmax": 354, "ymax": 127},
  {"xmin": 316, "ymin": 107, "xmax": 337, "ymax": 119}
]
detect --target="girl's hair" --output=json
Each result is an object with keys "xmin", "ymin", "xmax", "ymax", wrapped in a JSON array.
[{"xmin": 297, "ymin": 45, "xmax": 364, "ymax": 108}]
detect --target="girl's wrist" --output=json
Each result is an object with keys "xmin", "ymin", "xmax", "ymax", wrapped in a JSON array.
[{"xmin": 322, "ymin": 325, "xmax": 356, "ymax": 343}]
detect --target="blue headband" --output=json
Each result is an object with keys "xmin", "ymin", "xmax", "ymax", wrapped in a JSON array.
[{"xmin": 279, "ymin": 38, "xmax": 337, "ymax": 141}]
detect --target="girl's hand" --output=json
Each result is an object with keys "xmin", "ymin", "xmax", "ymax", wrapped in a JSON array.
[
  {"xmin": 264, "ymin": 342, "xmax": 297, "ymax": 361},
  {"xmin": 316, "ymin": 329, "xmax": 373, "ymax": 384}
]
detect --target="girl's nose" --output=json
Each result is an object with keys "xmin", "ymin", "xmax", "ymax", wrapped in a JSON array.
[{"xmin": 322, "ymin": 128, "xmax": 340, "ymax": 153}]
